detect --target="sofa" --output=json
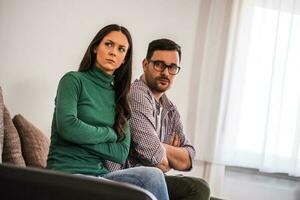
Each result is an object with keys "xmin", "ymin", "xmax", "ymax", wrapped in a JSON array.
[
  {"xmin": 0, "ymin": 163, "xmax": 157, "ymax": 200},
  {"xmin": 0, "ymin": 86, "xmax": 156, "ymax": 200},
  {"xmin": 0, "ymin": 86, "xmax": 223, "ymax": 200}
]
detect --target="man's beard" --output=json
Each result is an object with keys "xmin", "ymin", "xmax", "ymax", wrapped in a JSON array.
[{"xmin": 148, "ymin": 76, "xmax": 171, "ymax": 93}]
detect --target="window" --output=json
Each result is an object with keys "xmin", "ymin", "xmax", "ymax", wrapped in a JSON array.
[{"xmin": 220, "ymin": 0, "xmax": 300, "ymax": 176}]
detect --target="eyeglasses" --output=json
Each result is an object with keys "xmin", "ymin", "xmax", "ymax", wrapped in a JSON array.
[{"xmin": 148, "ymin": 60, "xmax": 181, "ymax": 75}]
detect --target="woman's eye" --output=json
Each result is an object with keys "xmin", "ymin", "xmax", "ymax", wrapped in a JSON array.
[
  {"xmin": 105, "ymin": 42, "xmax": 112, "ymax": 47},
  {"xmin": 119, "ymin": 48, "xmax": 126, "ymax": 53}
]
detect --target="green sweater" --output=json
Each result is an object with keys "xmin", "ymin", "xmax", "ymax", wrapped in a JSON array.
[{"xmin": 47, "ymin": 65, "xmax": 130, "ymax": 176}]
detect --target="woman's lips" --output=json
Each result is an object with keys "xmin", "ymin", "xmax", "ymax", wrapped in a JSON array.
[{"xmin": 106, "ymin": 59, "xmax": 115, "ymax": 64}]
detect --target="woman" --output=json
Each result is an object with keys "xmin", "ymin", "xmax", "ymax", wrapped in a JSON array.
[{"xmin": 47, "ymin": 24, "xmax": 169, "ymax": 200}]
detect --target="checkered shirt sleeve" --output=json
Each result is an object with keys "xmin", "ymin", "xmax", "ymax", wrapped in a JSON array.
[
  {"xmin": 126, "ymin": 84, "xmax": 165, "ymax": 167},
  {"xmin": 163, "ymin": 107, "xmax": 196, "ymax": 164}
]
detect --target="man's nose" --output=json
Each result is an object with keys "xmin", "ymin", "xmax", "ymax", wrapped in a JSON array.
[{"xmin": 161, "ymin": 66, "xmax": 170, "ymax": 76}]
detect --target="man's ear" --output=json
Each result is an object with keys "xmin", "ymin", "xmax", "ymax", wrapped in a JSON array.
[{"xmin": 142, "ymin": 59, "xmax": 148, "ymax": 72}]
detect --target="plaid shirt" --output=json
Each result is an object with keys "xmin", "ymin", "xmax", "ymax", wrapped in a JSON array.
[{"xmin": 105, "ymin": 77, "xmax": 196, "ymax": 171}]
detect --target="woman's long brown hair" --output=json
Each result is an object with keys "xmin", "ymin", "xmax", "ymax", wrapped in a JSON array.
[{"xmin": 78, "ymin": 24, "xmax": 132, "ymax": 140}]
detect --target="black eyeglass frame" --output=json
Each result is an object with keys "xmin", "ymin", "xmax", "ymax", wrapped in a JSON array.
[{"xmin": 148, "ymin": 59, "xmax": 181, "ymax": 75}]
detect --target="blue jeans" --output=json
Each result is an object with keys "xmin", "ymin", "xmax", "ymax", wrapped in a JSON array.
[{"xmin": 102, "ymin": 166, "xmax": 169, "ymax": 200}]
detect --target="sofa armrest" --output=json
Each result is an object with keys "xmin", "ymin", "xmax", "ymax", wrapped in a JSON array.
[{"xmin": 0, "ymin": 163, "xmax": 156, "ymax": 200}]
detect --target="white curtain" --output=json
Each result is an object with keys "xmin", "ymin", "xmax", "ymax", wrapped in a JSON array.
[
  {"xmin": 189, "ymin": 0, "xmax": 300, "ymax": 197},
  {"xmin": 217, "ymin": 0, "xmax": 300, "ymax": 176},
  {"xmin": 186, "ymin": 0, "xmax": 234, "ymax": 197}
]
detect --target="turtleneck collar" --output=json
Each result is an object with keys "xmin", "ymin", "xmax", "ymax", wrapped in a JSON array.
[{"xmin": 88, "ymin": 64, "xmax": 114, "ymax": 89}]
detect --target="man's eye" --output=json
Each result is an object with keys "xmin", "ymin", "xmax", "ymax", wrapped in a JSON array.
[
  {"xmin": 170, "ymin": 64, "xmax": 178, "ymax": 70},
  {"xmin": 155, "ymin": 61, "xmax": 165, "ymax": 68}
]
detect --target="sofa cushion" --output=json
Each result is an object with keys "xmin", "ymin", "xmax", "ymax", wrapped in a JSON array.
[
  {"xmin": 0, "ymin": 87, "xmax": 4, "ymax": 162},
  {"xmin": 2, "ymin": 106, "xmax": 26, "ymax": 166},
  {"xmin": 13, "ymin": 114, "xmax": 49, "ymax": 168}
]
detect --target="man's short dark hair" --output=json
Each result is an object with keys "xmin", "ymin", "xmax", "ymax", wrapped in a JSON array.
[{"xmin": 146, "ymin": 38, "xmax": 181, "ymax": 61}]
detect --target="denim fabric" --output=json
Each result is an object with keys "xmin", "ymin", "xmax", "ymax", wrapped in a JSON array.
[{"xmin": 102, "ymin": 166, "xmax": 169, "ymax": 200}]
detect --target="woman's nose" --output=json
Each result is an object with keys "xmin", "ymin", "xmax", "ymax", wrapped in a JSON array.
[{"xmin": 109, "ymin": 47, "xmax": 117, "ymax": 57}]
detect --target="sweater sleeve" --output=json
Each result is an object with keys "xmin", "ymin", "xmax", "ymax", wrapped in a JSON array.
[
  {"xmin": 81, "ymin": 123, "xmax": 131, "ymax": 164},
  {"xmin": 55, "ymin": 72, "xmax": 118, "ymax": 145}
]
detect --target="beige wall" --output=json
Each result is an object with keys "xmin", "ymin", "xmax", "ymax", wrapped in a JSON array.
[{"xmin": 0, "ymin": 0, "xmax": 201, "ymax": 135}]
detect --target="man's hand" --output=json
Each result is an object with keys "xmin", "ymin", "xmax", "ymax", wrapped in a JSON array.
[
  {"xmin": 162, "ymin": 133, "xmax": 192, "ymax": 171},
  {"xmin": 170, "ymin": 132, "xmax": 181, "ymax": 147}
]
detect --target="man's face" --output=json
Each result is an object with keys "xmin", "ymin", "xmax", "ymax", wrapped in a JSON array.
[{"xmin": 143, "ymin": 50, "xmax": 180, "ymax": 94}]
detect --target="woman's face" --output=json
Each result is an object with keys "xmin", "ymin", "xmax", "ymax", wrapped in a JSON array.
[{"xmin": 94, "ymin": 31, "xmax": 129, "ymax": 75}]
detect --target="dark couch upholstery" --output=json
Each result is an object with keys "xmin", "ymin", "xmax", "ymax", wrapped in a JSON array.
[
  {"xmin": 0, "ymin": 86, "xmax": 156, "ymax": 200},
  {"xmin": 0, "ymin": 163, "xmax": 156, "ymax": 200}
]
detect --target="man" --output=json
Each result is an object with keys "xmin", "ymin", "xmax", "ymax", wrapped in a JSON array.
[{"xmin": 106, "ymin": 39, "xmax": 210, "ymax": 200}]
